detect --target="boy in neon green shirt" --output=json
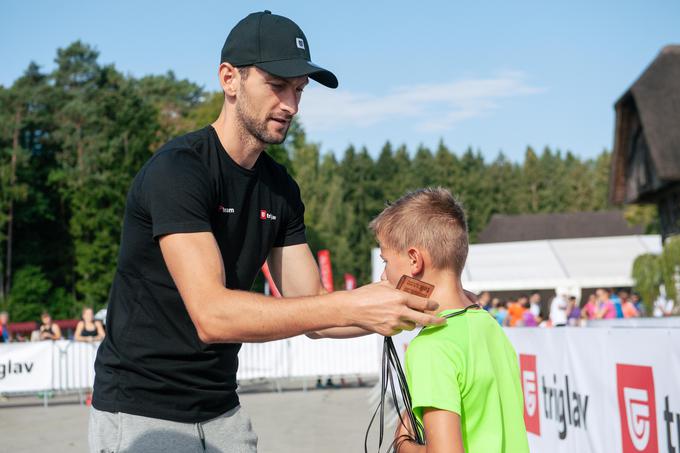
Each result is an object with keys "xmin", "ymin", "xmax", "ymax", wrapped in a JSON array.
[{"xmin": 369, "ymin": 188, "xmax": 529, "ymax": 453}]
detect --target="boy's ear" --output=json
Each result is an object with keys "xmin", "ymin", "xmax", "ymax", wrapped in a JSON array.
[{"xmin": 407, "ymin": 247, "xmax": 424, "ymax": 276}]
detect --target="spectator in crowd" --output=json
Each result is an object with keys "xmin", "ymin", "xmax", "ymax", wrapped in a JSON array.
[
  {"xmin": 529, "ymin": 292, "xmax": 542, "ymax": 321},
  {"xmin": 38, "ymin": 312, "xmax": 62, "ymax": 341},
  {"xmin": 74, "ymin": 307, "xmax": 105, "ymax": 342},
  {"xmin": 495, "ymin": 300, "xmax": 508, "ymax": 326},
  {"xmin": 549, "ymin": 293, "xmax": 568, "ymax": 327},
  {"xmin": 653, "ymin": 285, "xmax": 674, "ymax": 317},
  {"xmin": 610, "ymin": 288, "xmax": 624, "ymax": 318},
  {"xmin": 507, "ymin": 297, "xmax": 525, "ymax": 327},
  {"xmin": 595, "ymin": 288, "xmax": 617, "ymax": 319},
  {"xmin": 581, "ymin": 294, "xmax": 598, "ymax": 321},
  {"xmin": 489, "ymin": 297, "xmax": 501, "ymax": 317},
  {"xmin": 631, "ymin": 293, "xmax": 645, "ymax": 316},
  {"xmin": 0, "ymin": 311, "xmax": 10, "ymax": 343},
  {"xmin": 521, "ymin": 299, "xmax": 538, "ymax": 327},
  {"xmin": 479, "ymin": 291, "xmax": 492, "ymax": 311},
  {"xmin": 621, "ymin": 293, "xmax": 639, "ymax": 318},
  {"xmin": 566, "ymin": 296, "xmax": 581, "ymax": 326}
]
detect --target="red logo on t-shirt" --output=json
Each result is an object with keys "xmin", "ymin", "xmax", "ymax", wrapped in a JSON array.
[
  {"xmin": 617, "ymin": 364, "xmax": 658, "ymax": 453},
  {"xmin": 520, "ymin": 354, "xmax": 540, "ymax": 435},
  {"xmin": 259, "ymin": 209, "xmax": 277, "ymax": 221}
]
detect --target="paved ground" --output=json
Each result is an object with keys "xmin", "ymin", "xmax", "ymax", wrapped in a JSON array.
[{"xmin": 0, "ymin": 386, "xmax": 390, "ymax": 453}]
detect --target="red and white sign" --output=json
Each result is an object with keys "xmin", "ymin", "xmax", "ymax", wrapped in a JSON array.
[
  {"xmin": 616, "ymin": 364, "xmax": 658, "ymax": 453},
  {"xmin": 520, "ymin": 353, "xmax": 541, "ymax": 435},
  {"xmin": 344, "ymin": 273, "xmax": 357, "ymax": 290},
  {"xmin": 504, "ymin": 327, "xmax": 680, "ymax": 453}
]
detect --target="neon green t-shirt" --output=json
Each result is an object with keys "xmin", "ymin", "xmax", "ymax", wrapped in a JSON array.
[{"xmin": 405, "ymin": 308, "xmax": 529, "ymax": 452}]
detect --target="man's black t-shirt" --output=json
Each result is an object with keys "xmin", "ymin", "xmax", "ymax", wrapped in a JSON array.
[{"xmin": 92, "ymin": 126, "xmax": 306, "ymax": 423}]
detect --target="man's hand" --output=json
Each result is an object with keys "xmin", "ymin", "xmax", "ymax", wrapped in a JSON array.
[{"xmin": 347, "ymin": 281, "xmax": 445, "ymax": 336}]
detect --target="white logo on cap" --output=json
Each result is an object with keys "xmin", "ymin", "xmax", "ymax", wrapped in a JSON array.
[{"xmin": 296, "ymin": 38, "xmax": 305, "ymax": 50}]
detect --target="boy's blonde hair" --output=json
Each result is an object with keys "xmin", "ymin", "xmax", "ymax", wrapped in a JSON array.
[{"xmin": 369, "ymin": 187, "xmax": 468, "ymax": 275}]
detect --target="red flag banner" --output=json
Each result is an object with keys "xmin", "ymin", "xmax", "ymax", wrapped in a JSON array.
[
  {"xmin": 261, "ymin": 262, "xmax": 282, "ymax": 298},
  {"xmin": 344, "ymin": 273, "xmax": 357, "ymax": 290},
  {"xmin": 318, "ymin": 249, "xmax": 334, "ymax": 292}
]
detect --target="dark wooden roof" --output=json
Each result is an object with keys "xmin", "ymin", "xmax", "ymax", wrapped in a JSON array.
[
  {"xmin": 476, "ymin": 211, "xmax": 643, "ymax": 243},
  {"xmin": 610, "ymin": 45, "xmax": 680, "ymax": 204}
]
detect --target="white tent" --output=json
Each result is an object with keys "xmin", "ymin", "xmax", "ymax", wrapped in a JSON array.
[{"xmin": 372, "ymin": 235, "xmax": 662, "ymax": 294}]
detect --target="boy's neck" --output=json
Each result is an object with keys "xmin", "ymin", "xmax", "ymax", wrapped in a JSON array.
[{"xmin": 419, "ymin": 271, "xmax": 474, "ymax": 315}]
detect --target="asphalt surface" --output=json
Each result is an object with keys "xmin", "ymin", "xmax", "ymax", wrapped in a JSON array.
[{"xmin": 0, "ymin": 386, "xmax": 388, "ymax": 453}]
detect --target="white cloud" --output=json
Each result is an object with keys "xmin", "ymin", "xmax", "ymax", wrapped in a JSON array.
[{"xmin": 299, "ymin": 71, "xmax": 544, "ymax": 133}]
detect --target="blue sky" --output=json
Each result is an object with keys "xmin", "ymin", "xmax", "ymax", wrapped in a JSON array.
[{"xmin": 2, "ymin": 0, "xmax": 679, "ymax": 161}]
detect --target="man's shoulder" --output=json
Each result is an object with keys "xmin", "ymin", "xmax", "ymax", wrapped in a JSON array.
[
  {"xmin": 258, "ymin": 152, "xmax": 302, "ymax": 196},
  {"xmin": 142, "ymin": 128, "xmax": 213, "ymax": 175},
  {"xmin": 153, "ymin": 127, "xmax": 212, "ymax": 160},
  {"xmin": 259, "ymin": 152, "xmax": 296, "ymax": 181}
]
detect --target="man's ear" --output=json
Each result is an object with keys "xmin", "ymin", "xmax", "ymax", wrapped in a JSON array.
[
  {"xmin": 407, "ymin": 247, "xmax": 424, "ymax": 277},
  {"xmin": 218, "ymin": 62, "xmax": 239, "ymax": 97}
]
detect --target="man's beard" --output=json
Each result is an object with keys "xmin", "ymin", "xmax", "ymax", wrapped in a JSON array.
[{"xmin": 235, "ymin": 93, "xmax": 290, "ymax": 145}]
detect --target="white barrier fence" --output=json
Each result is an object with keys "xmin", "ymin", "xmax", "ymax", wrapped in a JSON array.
[
  {"xmin": 0, "ymin": 335, "xmax": 381, "ymax": 396},
  {"xmin": 2, "ymin": 328, "xmax": 679, "ymax": 453}
]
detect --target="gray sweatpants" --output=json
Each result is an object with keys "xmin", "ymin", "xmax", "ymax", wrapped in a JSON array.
[{"xmin": 88, "ymin": 405, "xmax": 258, "ymax": 453}]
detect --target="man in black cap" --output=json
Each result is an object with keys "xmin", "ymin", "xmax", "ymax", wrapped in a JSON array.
[{"xmin": 89, "ymin": 10, "xmax": 443, "ymax": 453}]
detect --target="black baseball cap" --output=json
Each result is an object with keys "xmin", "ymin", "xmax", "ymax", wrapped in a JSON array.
[{"xmin": 221, "ymin": 10, "xmax": 338, "ymax": 89}]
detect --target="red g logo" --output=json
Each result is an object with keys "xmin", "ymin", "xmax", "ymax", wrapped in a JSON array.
[
  {"xmin": 519, "ymin": 354, "xmax": 540, "ymax": 435},
  {"xmin": 616, "ymin": 364, "xmax": 658, "ymax": 453},
  {"xmin": 260, "ymin": 210, "xmax": 267, "ymax": 220}
]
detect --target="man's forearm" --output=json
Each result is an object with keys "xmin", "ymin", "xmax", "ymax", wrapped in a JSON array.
[
  {"xmin": 195, "ymin": 289, "xmax": 350, "ymax": 343},
  {"xmin": 306, "ymin": 326, "xmax": 372, "ymax": 339}
]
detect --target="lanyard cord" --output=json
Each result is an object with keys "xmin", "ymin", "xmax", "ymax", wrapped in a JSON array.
[
  {"xmin": 365, "ymin": 303, "xmax": 480, "ymax": 453},
  {"xmin": 439, "ymin": 303, "xmax": 480, "ymax": 320}
]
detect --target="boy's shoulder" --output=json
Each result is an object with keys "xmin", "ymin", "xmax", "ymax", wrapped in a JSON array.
[
  {"xmin": 409, "ymin": 310, "xmax": 510, "ymax": 357},
  {"xmin": 408, "ymin": 310, "xmax": 483, "ymax": 351}
]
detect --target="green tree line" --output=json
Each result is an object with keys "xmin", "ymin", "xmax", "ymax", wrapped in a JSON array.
[{"xmin": 0, "ymin": 42, "xmax": 656, "ymax": 321}]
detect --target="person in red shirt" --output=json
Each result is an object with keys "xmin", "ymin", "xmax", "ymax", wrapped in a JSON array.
[{"xmin": 507, "ymin": 298, "xmax": 526, "ymax": 327}]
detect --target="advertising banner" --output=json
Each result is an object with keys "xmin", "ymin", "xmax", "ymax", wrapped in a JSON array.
[
  {"xmin": 505, "ymin": 328, "xmax": 680, "ymax": 453},
  {"xmin": 0, "ymin": 341, "xmax": 52, "ymax": 393}
]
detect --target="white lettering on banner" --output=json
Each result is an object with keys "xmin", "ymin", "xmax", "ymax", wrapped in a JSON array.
[
  {"xmin": 542, "ymin": 373, "xmax": 590, "ymax": 440},
  {"xmin": 523, "ymin": 370, "xmax": 538, "ymax": 417},
  {"xmin": 0, "ymin": 360, "xmax": 34, "ymax": 379},
  {"xmin": 623, "ymin": 387, "xmax": 651, "ymax": 450}
]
